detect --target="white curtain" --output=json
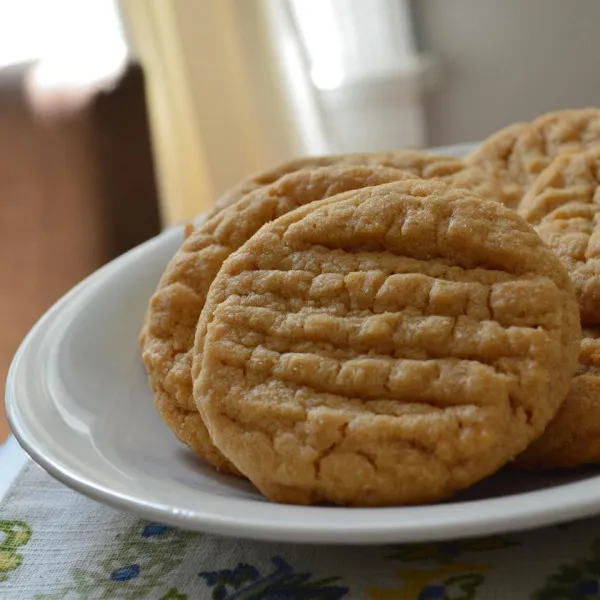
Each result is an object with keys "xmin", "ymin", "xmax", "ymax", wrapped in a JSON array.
[{"xmin": 119, "ymin": 0, "xmax": 430, "ymax": 223}]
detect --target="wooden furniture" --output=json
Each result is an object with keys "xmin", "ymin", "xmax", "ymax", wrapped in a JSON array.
[{"xmin": 0, "ymin": 62, "xmax": 160, "ymax": 442}]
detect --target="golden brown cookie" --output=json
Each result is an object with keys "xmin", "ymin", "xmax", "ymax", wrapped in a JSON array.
[
  {"xmin": 517, "ymin": 328, "xmax": 600, "ymax": 469},
  {"xmin": 468, "ymin": 109, "xmax": 600, "ymax": 209},
  {"xmin": 140, "ymin": 165, "xmax": 416, "ymax": 473},
  {"xmin": 212, "ymin": 150, "xmax": 503, "ymax": 214},
  {"xmin": 519, "ymin": 147, "xmax": 600, "ymax": 323},
  {"xmin": 513, "ymin": 108, "xmax": 600, "ymax": 186},
  {"xmin": 466, "ymin": 122, "xmax": 528, "ymax": 208},
  {"xmin": 193, "ymin": 179, "xmax": 581, "ymax": 506}
]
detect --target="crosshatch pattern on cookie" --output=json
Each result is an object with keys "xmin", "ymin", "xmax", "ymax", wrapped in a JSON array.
[
  {"xmin": 194, "ymin": 180, "xmax": 580, "ymax": 506},
  {"xmin": 140, "ymin": 166, "xmax": 415, "ymax": 473},
  {"xmin": 468, "ymin": 109, "xmax": 600, "ymax": 209},
  {"xmin": 513, "ymin": 108, "xmax": 600, "ymax": 186},
  {"xmin": 519, "ymin": 147, "xmax": 600, "ymax": 324}
]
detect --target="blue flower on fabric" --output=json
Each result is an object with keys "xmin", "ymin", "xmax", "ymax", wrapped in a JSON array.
[
  {"xmin": 110, "ymin": 564, "xmax": 140, "ymax": 581},
  {"xmin": 199, "ymin": 556, "xmax": 348, "ymax": 599},
  {"xmin": 574, "ymin": 579, "xmax": 599, "ymax": 597},
  {"xmin": 142, "ymin": 523, "xmax": 170, "ymax": 537},
  {"xmin": 418, "ymin": 585, "xmax": 446, "ymax": 599}
]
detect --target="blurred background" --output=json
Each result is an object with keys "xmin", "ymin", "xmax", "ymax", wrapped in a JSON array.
[{"xmin": 2, "ymin": 0, "xmax": 600, "ymax": 441}]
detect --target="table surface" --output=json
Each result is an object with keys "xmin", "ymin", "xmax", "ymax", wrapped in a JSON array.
[{"xmin": 0, "ymin": 435, "xmax": 28, "ymax": 502}]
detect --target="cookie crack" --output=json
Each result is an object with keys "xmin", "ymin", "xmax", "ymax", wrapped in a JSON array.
[{"xmin": 314, "ymin": 422, "xmax": 349, "ymax": 480}]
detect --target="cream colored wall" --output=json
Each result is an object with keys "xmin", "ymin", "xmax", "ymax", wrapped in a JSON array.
[{"xmin": 414, "ymin": 0, "xmax": 600, "ymax": 146}]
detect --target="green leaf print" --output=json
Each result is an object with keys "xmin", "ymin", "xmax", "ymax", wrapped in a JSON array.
[
  {"xmin": 34, "ymin": 521, "xmax": 196, "ymax": 600},
  {"xmin": 0, "ymin": 520, "xmax": 32, "ymax": 582}
]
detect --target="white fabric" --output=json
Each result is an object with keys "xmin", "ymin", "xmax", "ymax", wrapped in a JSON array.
[{"xmin": 3, "ymin": 460, "xmax": 600, "ymax": 599}]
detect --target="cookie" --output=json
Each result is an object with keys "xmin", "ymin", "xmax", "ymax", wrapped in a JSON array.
[
  {"xmin": 468, "ymin": 109, "xmax": 600, "ymax": 209},
  {"xmin": 519, "ymin": 147, "xmax": 600, "ymax": 323},
  {"xmin": 140, "ymin": 165, "xmax": 416, "ymax": 473},
  {"xmin": 513, "ymin": 108, "xmax": 600, "ymax": 186},
  {"xmin": 517, "ymin": 328, "xmax": 600, "ymax": 469},
  {"xmin": 193, "ymin": 179, "xmax": 581, "ymax": 506},
  {"xmin": 465, "ymin": 122, "xmax": 528, "ymax": 208},
  {"xmin": 212, "ymin": 150, "xmax": 503, "ymax": 214}
]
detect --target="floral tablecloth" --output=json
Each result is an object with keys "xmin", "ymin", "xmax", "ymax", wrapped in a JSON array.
[{"xmin": 1, "ymin": 461, "xmax": 600, "ymax": 599}]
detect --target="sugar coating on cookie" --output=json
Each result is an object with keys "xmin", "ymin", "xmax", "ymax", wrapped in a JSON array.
[
  {"xmin": 519, "ymin": 147, "xmax": 600, "ymax": 324},
  {"xmin": 212, "ymin": 150, "xmax": 503, "ymax": 214},
  {"xmin": 193, "ymin": 179, "xmax": 581, "ymax": 506},
  {"xmin": 140, "ymin": 165, "xmax": 415, "ymax": 473},
  {"xmin": 516, "ymin": 328, "xmax": 600, "ymax": 469}
]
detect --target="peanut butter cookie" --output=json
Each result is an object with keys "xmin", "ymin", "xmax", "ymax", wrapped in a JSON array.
[
  {"xmin": 213, "ymin": 150, "xmax": 503, "ymax": 214},
  {"xmin": 517, "ymin": 328, "xmax": 600, "ymax": 469},
  {"xmin": 140, "ymin": 166, "xmax": 415, "ymax": 473},
  {"xmin": 193, "ymin": 179, "xmax": 581, "ymax": 505},
  {"xmin": 513, "ymin": 108, "xmax": 600, "ymax": 187},
  {"xmin": 469, "ymin": 109, "xmax": 600, "ymax": 209},
  {"xmin": 519, "ymin": 147, "xmax": 600, "ymax": 323}
]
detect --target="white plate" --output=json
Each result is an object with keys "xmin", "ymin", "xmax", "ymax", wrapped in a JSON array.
[{"xmin": 8, "ymin": 144, "xmax": 600, "ymax": 545}]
